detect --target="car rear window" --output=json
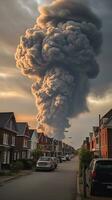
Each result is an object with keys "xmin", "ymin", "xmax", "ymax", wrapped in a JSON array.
[
  {"xmin": 39, "ymin": 157, "xmax": 51, "ymax": 161},
  {"xmin": 95, "ymin": 160, "xmax": 112, "ymax": 170}
]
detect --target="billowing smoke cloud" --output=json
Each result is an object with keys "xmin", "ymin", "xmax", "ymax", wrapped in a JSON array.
[{"xmin": 15, "ymin": 0, "xmax": 102, "ymax": 139}]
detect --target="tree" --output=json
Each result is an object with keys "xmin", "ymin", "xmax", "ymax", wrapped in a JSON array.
[
  {"xmin": 31, "ymin": 145, "xmax": 43, "ymax": 162},
  {"xmin": 79, "ymin": 147, "xmax": 92, "ymax": 176}
]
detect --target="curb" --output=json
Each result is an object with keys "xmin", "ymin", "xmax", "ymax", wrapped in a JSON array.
[
  {"xmin": 0, "ymin": 171, "xmax": 32, "ymax": 186},
  {"xmin": 76, "ymin": 172, "xmax": 82, "ymax": 200}
]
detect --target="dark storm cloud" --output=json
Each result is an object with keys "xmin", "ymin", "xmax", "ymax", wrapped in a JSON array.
[
  {"xmin": 0, "ymin": 0, "xmax": 38, "ymax": 103},
  {"xmin": 0, "ymin": 71, "xmax": 32, "ymax": 96},
  {"xmin": 0, "ymin": 52, "xmax": 15, "ymax": 68},
  {"xmin": 0, "ymin": 96, "xmax": 36, "ymax": 116},
  {"xmin": 89, "ymin": 0, "xmax": 112, "ymax": 96},
  {"xmin": 0, "ymin": 0, "xmax": 38, "ymax": 48},
  {"xmin": 91, "ymin": 0, "xmax": 112, "ymax": 11}
]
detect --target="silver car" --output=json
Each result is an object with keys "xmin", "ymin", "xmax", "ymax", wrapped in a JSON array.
[
  {"xmin": 36, "ymin": 157, "xmax": 55, "ymax": 171},
  {"xmin": 51, "ymin": 157, "xmax": 58, "ymax": 168}
]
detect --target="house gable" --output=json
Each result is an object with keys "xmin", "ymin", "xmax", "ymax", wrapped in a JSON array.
[
  {"xmin": 107, "ymin": 118, "xmax": 112, "ymax": 127},
  {"xmin": 5, "ymin": 114, "xmax": 17, "ymax": 133},
  {"xmin": 0, "ymin": 112, "xmax": 17, "ymax": 133},
  {"xmin": 100, "ymin": 109, "xmax": 112, "ymax": 128},
  {"xmin": 102, "ymin": 109, "xmax": 112, "ymax": 119},
  {"xmin": 17, "ymin": 122, "xmax": 30, "ymax": 138}
]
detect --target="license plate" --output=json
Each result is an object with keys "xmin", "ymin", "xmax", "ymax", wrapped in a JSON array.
[{"xmin": 107, "ymin": 185, "xmax": 112, "ymax": 189}]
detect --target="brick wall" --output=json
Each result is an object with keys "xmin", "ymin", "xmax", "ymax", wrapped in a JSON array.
[{"xmin": 100, "ymin": 128, "xmax": 108, "ymax": 158}]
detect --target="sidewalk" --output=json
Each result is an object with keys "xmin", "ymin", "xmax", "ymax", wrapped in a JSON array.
[
  {"xmin": 0, "ymin": 170, "xmax": 32, "ymax": 186},
  {"xmin": 74, "ymin": 156, "xmax": 82, "ymax": 200}
]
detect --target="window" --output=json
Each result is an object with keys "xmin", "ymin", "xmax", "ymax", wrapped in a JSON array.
[
  {"xmin": 7, "ymin": 151, "xmax": 10, "ymax": 164},
  {"xmin": 17, "ymin": 152, "xmax": 20, "ymax": 160},
  {"xmin": 3, "ymin": 151, "xmax": 7, "ymax": 164},
  {"xmin": 95, "ymin": 161, "xmax": 112, "ymax": 171},
  {"xmin": 23, "ymin": 138, "xmax": 28, "ymax": 148},
  {"xmin": 14, "ymin": 152, "xmax": 17, "ymax": 160},
  {"xmin": 22, "ymin": 151, "xmax": 26, "ymax": 159},
  {"xmin": 96, "ymin": 137, "xmax": 99, "ymax": 144},
  {"xmin": 3, "ymin": 133, "xmax": 8, "ymax": 145},
  {"xmin": 9, "ymin": 120, "xmax": 13, "ymax": 130},
  {"xmin": 11, "ymin": 136, "xmax": 15, "ymax": 146}
]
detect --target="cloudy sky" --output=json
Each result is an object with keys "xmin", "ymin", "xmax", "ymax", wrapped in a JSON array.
[{"xmin": 0, "ymin": 0, "xmax": 112, "ymax": 148}]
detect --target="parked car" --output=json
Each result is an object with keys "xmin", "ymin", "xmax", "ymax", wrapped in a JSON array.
[
  {"xmin": 65, "ymin": 154, "xmax": 71, "ymax": 161},
  {"xmin": 87, "ymin": 158, "xmax": 112, "ymax": 196},
  {"xmin": 58, "ymin": 155, "xmax": 62, "ymax": 163},
  {"xmin": 36, "ymin": 157, "xmax": 55, "ymax": 171},
  {"xmin": 51, "ymin": 157, "xmax": 58, "ymax": 168},
  {"xmin": 61, "ymin": 156, "xmax": 66, "ymax": 161}
]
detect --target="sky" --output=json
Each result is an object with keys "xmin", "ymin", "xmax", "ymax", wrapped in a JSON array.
[{"xmin": 0, "ymin": 0, "xmax": 112, "ymax": 148}]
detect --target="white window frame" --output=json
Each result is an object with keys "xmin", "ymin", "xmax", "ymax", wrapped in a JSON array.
[
  {"xmin": 7, "ymin": 151, "xmax": 10, "ymax": 164},
  {"xmin": 3, "ymin": 133, "xmax": 8, "ymax": 145},
  {"xmin": 11, "ymin": 135, "xmax": 15, "ymax": 146},
  {"xmin": 23, "ymin": 138, "xmax": 28, "ymax": 148},
  {"xmin": 22, "ymin": 151, "xmax": 26, "ymax": 159},
  {"xmin": 3, "ymin": 151, "xmax": 7, "ymax": 164},
  {"xmin": 14, "ymin": 152, "xmax": 17, "ymax": 161},
  {"xmin": 17, "ymin": 152, "xmax": 20, "ymax": 160}
]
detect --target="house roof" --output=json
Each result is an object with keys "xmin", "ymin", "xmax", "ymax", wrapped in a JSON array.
[
  {"xmin": 102, "ymin": 109, "xmax": 112, "ymax": 119},
  {"xmin": 29, "ymin": 129, "xmax": 35, "ymax": 138},
  {"xmin": 0, "ymin": 112, "xmax": 14, "ymax": 128},
  {"xmin": 17, "ymin": 122, "xmax": 28, "ymax": 136},
  {"xmin": 0, "ymin": 112, "xmax": 18, "ymax": 133},
  {"xmin": 100, "ymin": 109, "xmax": 112, "ymax": 127}
]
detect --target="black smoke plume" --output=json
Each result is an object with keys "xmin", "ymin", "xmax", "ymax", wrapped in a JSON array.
[{"xmin": 15, "ymin": 0, "xmax": 102, "ymax": 139}]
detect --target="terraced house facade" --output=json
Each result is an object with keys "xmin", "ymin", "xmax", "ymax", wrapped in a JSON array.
[
  {"xmin": 0, "ymin": 112, "xmax": 75, "ymax": 170},
  {"xmin": 0, "ymin": 112, "xmax": 17, "ymax": 169}
]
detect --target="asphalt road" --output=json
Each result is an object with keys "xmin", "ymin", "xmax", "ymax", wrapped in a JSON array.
[{"xmin": 0, "ymin": 158, "xmax": 78, "ymax": 200}]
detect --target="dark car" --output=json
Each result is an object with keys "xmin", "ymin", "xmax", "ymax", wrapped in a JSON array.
[{"xmin": 87, "ymin": 158, "xmax": 112, "ymax": 196}]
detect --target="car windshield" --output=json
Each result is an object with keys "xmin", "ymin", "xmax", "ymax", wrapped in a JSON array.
[
  {"xmin": 39, "ymin": 157, "xmax": 51, "ymax": 161},
  {"xmin": 95, "ymin": 160, "xmax": 112, "ymax": 171}
]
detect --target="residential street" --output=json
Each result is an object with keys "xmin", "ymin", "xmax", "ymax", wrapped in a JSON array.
[{"xmin": 0, "ymin": 157, "xmax": 78, "ymax": 200}]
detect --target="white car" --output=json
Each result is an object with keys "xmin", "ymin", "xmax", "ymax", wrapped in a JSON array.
[
  {"xmin": 36, "ymin": 157, "xmax": 55, "ymax": 171},
  {"xmin": 65, "ymin": 154, "xmax": 71, "ymax": 161},
  {"xmin": 61, "ymin": 156, "xmax": 66, "ymax": 161},
  {"xmin": 51, "ymin": 157, "xmax": 58, "ymax": 168}
]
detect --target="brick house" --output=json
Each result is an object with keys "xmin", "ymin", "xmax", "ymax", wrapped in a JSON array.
[
  {"xmin": 89, "ymin": 127, "xmax": 100, "ymax": 157},
  {"xmin": 16, "ymin": 122, "xmax": 30, "ymax": 160},
  {"xmin": 52, "ymin": 139, "xmax": 61, "ymax": 156},
  {"xmin": 100, "ymin": 109, "xmax": 112, "ymax": 158},
  {"xmin": 0, "ymin": 112, "xmax": 18, "ymax": 169},
  {"xmin": 58, "ymin": 140, "xmax": 63, "ymax": 155},
  {"xmin": 82, "ymin": 137, "xmax": 90, "ymax": 151},
  {"xmin": 30, "ymin": 129, "xmax": 39, "ymax": 151},
  {"xmin": 38, "ymin": 133, "xmax": 53, "ymax": 156}
]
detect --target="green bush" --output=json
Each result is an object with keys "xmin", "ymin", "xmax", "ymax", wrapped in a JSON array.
[
  {"xmin": 0, "ymin": 171, "xmax": 6, "ymax": 176},
  {"xmin": 0, "ymin": 171, "xmax": 13, "ymax": 176},
  {"xmin": 79, "ymin": 148, "xmax": 92, "ymax": 176},
  {"xmin": 10, "ymin": 161, "xmax": 24, "ymax": 172},
  {"xmin": 31, "ymin": 146, "xmax": 43, "ymax": 162},
  {"xmin": 20, "ymin": 159, "xmax": 34, "ymax": 169}
]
